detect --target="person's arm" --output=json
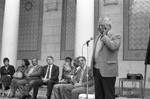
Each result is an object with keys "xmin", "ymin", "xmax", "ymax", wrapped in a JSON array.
[
  {"xmin": 61, "ymin": 68, "xmax": 65, "ymax": 80},
  {"xmin": 41, "ymin": 66, "xmax": 45, "ymax": 78},
  {"xmin": 82, "ymin": 76, "xmax": 94, "ymax": 87},
  {"xmin": 16, "ymin": 66, "xmax": 21, "ymax": 72},
  {"xmin": 29, "ymin": 66, "xmax": 42, "ymax": 77},
  {"xmin": 101, "ymin": 33, "xmax": 121, "ymax": 51},
  {"xmin": 9, "ymin": 66, "xmax": 15, "ymax": 77},
  {"xmin": 24, "ymin": 67, "xmax": 29, "ymax": 77},
  {"xmin": 63, "ymin": 71, "xmax": 73, "ymax": 80},
  {"xmin": 70, "ymin": 69, "xmax": 80, "ymax": 85},
  {"xmin": 0, "ymin": 67, "xmax": 5, "ymax": 76},
  {"xmin": 70, "ymin": 76, "xmax": 77, "ymax": 85}
]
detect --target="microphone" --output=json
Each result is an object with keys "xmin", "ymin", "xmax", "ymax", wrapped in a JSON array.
[{"xmin": 83, "ymin": 37, "xmax": 93, "ymax": 46}]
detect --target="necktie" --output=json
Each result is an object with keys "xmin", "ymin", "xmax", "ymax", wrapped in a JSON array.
[
  {"xmin": 79, "ymin": 69, "xmax": 84, "ymax": 84},
  {"xmin": 46, "ymin": 66, "xmax": 50, "ymax": 79}
]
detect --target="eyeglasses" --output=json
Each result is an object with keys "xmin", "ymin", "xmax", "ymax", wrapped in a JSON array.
[
  {"xmin": 98, "ymin": 24, "xmax": 107, "ymax": 29},
  {"xmin": 78, "ymin": 59, "xmax": 84, "ymax": 62},
  {"xmin": 47, "ymin": 58, "xmax": 53, "ymax": 61},
  {"xmin": 65, "ymin": 60, "xmax": 70, "ymax": 62}
]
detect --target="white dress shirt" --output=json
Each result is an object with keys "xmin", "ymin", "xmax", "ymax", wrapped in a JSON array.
[{"xmin": 44, "ymin": 64, "xmax": 53, "ymax": 79}]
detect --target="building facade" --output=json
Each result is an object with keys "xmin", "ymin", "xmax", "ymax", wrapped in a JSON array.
[{"xmin": 0, "ymin": 0, "xmax": 150, "ymax": 88}]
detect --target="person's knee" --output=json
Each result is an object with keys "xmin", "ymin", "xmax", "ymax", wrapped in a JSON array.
[
  {"xmin": 54, "ymin": 84, "xmax": 60, "ymax": 89},
  {"xmin": 10, "ymin": 79, "xmax": 15, "ymax": 85},
  {"xmin": 17, "ymin": 80, "xmax": 25, "ymax": 84},
  {"xmin": 47, "ymin": 80, "xmax": 54, "ymax": 86},
  {"xmin": 29, "ymin": 80, "xmax": 35, "ymax": 85},
  {"xmin": 71, "ymin": 89, "xmax": 79, "ymax": 98},
  {"xmin": 71, "ymin": 89, "xmax": 78, "ymax": 94},
  {"xmin": 61, "ymin": 85, "xmax": 66, "ymax": 90},
  {"xmin": 60, "ymin": 85, "xmax": 68, "ymax": 93},
  {"xmin": 53, "ymin": 86, "xmax": 59, "ymax": 92},
  {"xmin": 17, "ymin": 81, "xmax": 21, "ymax": 85}
]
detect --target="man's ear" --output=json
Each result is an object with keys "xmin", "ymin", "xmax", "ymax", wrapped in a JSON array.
[{"xmin": 108, "ymin": 24, "xmax": 111, "ymax": 29}]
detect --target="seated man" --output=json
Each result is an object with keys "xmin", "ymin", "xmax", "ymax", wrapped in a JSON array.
[
  {"xmin": 17, "ymin": 58, "xmax": 42, "ymax": 99},
  {"xmin": 58, "ymin": 56, "xmax": 94, "ymax": 99},
  {"xmin": 32, "ymin": 56, "xmax": 59, "ymax": 99}
]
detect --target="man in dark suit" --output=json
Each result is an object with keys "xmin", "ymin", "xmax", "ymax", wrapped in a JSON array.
[
  {"xmin": 91, "ymin": 17, "xmax": 121, "ymax": 99},
  {"xmin": 32, "ymin": 56, "xmax": 59, "ymax": 99}
]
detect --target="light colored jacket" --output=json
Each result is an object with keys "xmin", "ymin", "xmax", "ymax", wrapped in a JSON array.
[
  {"xmin": 91, "ymin": 31, "xmax": 121, "ymax": 77},
  {"xmin": 24, "ymin": 65, "xmax": 42, "ymax": 78}
]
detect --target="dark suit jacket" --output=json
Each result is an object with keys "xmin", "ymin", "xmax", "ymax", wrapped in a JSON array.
[
  {"xmin": 41, "ymin": 64, "xmax": 59, "ymax": 82},
  {"xmin": 24, "ymin": 65, "xmax": 42, "ymax": 78},
  {"xmin": 0, "ymin": 65, "xmax": 15, "ymax": 78}
]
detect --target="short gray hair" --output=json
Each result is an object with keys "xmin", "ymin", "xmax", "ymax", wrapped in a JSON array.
[
  {"xmin": 98, "ymin": 17, "xmax": 112, "ymax": 28},
  {"xmin": 47, "ymin": 55, "xmax": 54, "ymax": 61}
]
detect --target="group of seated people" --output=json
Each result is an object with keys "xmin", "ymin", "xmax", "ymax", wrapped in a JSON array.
[{"xmin": 0, "ymin": 55, "xmax": 94, "ymax": 99}]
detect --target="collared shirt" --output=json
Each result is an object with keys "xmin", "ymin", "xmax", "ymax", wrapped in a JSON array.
[
  {"xmin": 5, "ymin": 66, "xmax": 8, "ymax": 70},
  {"xmin": 94, "ymin": 31, "xmax": 111, "ymax": 69},
  {"xmin": 28, "ymin": 65, "xmax": 37, "ymax": 74},
  {"xmin": 48, "ymin": 64, "xmax": 53, "ymax": 78},
  {"xmin": 79, "ymin": 65, "xmax": 86, "ymax": 84},
  {"xmin": 44, "ymin": 64, "xmax": 53, "ymax": 79},
  {"xmin": 94, "ymin": 34, "xmax": 103, "ymax": 69}
]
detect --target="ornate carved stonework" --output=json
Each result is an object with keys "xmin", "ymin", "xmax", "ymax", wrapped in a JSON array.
[
  {"xmin": 123, "ymin": 0, "xmax": 150, "ymax": 60},
  {"xmin": 18, "ymin": 0, "xmax": 43, "ymax": 59},
  {"xmin": 60, "ymin": 0, "xmax": 99, "ymax": 59}
]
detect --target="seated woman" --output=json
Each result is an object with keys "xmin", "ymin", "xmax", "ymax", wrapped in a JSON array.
[
  {"xmin": 7, "ymin": 59, "xmax": 30, "ymax": 98},
  {"xmin": 59, "ymin": 57, "xmax": 73, "ymax": 84},
  {"xmin": 0, "ymin": 57, "xmax": 15, "ymax": 97}
]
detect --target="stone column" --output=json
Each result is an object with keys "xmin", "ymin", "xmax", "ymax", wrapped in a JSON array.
[
  {"xmin": 1, "ymin": 0, "xmax": 20, "ymax": 67},
  {"xmin": 74, "ymin": 0, "xmax": 94, "ymax": 65}
]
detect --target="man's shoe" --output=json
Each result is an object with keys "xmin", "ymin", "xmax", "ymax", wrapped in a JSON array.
[
  {"xmin": 8, "ymin": 94, "xmax": 14, "ymax": 98},
  {"xmin": 19, "ymin": 95, "xmax": 28, "ymax": 99}
]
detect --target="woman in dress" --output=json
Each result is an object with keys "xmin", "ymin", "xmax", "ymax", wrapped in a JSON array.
[{"xmin": 8, "ymin": 59, "xmax": 30, "ymax": 98}]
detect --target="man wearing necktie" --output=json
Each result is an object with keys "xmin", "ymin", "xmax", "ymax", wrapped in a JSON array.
[
  {"xmin": 60, "ymin": 56, "xmax": 94, "ymax": 99},
  {"xmin": 32, "ymin": 56, "xmax": 59, "ymax": 99},
  {"xmin": 91, "ymin": 17, "xmax": 121, "ymax": 99}
]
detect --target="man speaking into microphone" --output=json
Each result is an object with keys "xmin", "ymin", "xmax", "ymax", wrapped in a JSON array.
[{"xmin": 91, "ymin": 17, "xmax": 121, "ymax": 99}]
